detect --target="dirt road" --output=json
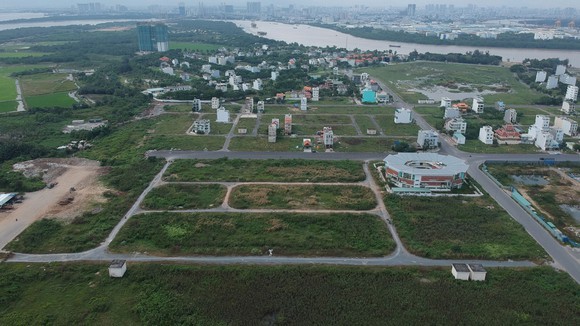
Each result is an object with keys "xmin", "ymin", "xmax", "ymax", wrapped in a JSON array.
[{"xmin": 0, "ymin": 165, "xmax": 101, "ymax": 250}]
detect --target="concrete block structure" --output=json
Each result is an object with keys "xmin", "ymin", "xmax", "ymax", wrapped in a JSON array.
[
  {"xmin": 383, "ymin": 153, "xmax": 468, "ymax": 190},
  {"xmin": 560, "ymin": 74, "xmax": 576, "ymax": 86},
  {"xmin": 478, "ymin": 126, "xmax": 494, "ymax": 145},
  {"xmin": 257, "ymin": 101, "xmax": 265, "ymax": 113},
  {"xmin": 495, "ymin": 101, "xmax": 505, "ymax": 111},
  {"xmin": 546, "ymin": 75, "xmax": 559, "ymax": 89},
  {"xmin": 312, "ymin": 87, "xmax": 320, "ymax": 101},
  {"xmin": 300, "ymin": 97, "xmax": 308, "ymax": 111},
  {"xmin": 108, "ymin": 260, "xmax": 127, "ymax": 278},
  {"xmin": 394, "ymin": 108, "xmax": 413, "ymax": 124},
  {"xmin": 535, "ymin": 128, "xmax": 563, "ymax": 150},
  {"xmin": 452, "ymin": 263, "xmax": 470, "ymax": 280},
  {"xmin": 472, "ymin": 97, "xmax": 484, "ymax": 114},
  {"xmin": 555, "ymin": 64, "xmax": 566, "ymax": 76},
  {"xmin": 211, "ymin": 97, "xmax": 220, "ymax": 109},
  {"xmin": 554, "ymin": 116, "xmax": 578, "ymax": 136},
  {"xmin": 441, "ymin": 97, "xmax": 452, "ymax": 108},
  {"xmin": 452, "ymin": 132, "xmax": 465, "ymax": 145},
  {"xmin": 323, "ymin": 127, "xmax": 334, "ymax": 149},
  {"xmin": 284, "ymin": 114, "xmax": 292, "ymax": 135},
  {"xmin": 417, "ymin": 130, "xmax": 439, "ymax": 149},
  {"xmin": 192, "ymin": 98, "xmax": 202, "ymax": 112},
  {"xmin": 535, "ymin": 71, "xmax": 547, "ymax": 83}
]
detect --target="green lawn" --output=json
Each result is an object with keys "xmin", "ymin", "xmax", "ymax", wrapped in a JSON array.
[
  {"xmin": 228, "ymin": 136, "xmax": 303, "ymax": 152},
  {"xmin": 334, "ymin": 137, "xmax": 395, "ymax": 152},
  {"xmin": 151, "ymin": 114, "xmax": 192, "ymax": 135},
  {"xmin": 384, "ymin": 195, "xmax": 548, "ymax": 260},
  {"xmin": 169, "ymin": 42, "xmax": 221, "ymax": 51},
  {"xmin": 0, "ymin": 264, "xmax": 578, "ymax": 325},
  {"xmin": 235, "ymin": 117, "xmax": 257, "ymax": 134},
  {"xmin": 229, "ymin": 185, "xmax": 377, "ymax": 210},
  {"xmin": 141, "ymin": 183, "xmax": 227, "ymax": 210},
  {"xmin": 110, "ymin": 212, "xmax": 393, "ymax": 256},
  {"xmin": 25, "ymin": 92, "xmax": 76, "ymax": 108},
  {"xmin": 355, "ymin": 115, "xmax": 380, "ymax": 135},
  {"xmin": 375, "ymin": 115, "xmax": 420, "ymax": 136},
  {"xmin": 164, "ymin": 158, "xmax": 365, "ymax": 182},
  {"xmin": 362, "ymin": 62, "xmax": 544, "ymax": 105},
  {"xmin": 144, "ymin": 134, "xmax": 225, "ymax": 151}
]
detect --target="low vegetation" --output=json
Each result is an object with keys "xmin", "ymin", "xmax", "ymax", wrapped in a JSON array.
[
  {"xmin": 0, "ymin": 264, "xmax": 578, "ymax": 325},
  {"xmin": 141, "ymin": 183, "xmax": 226, "ymax": 210},
  {"xmin": 164, "ymin": 158, "xmax": 365, "ymax": 182},
  {"xmin": 110, "ymin": 212, "xmax": 393, "ymax": 256},
  {"xmin": 384, "ymin": 195, "xmax": 547, "ymax": 260},
  {"xmin": 229, "ymin": 185, "xmax": 377, "ymax": 210}
]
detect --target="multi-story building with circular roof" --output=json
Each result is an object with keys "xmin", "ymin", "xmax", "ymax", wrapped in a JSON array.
[{"xmin": 383, "ymin": 153, "xmax": 468, "ymax": 190}]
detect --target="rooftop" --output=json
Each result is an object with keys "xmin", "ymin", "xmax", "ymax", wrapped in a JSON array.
[
  {"xmin": 0, "ymin": 193, "xmax": 17, "ymax": 207},
  {"xmin": 384, "ymin": 153, "xmax": 468, "ymax": 176},
  {"xmin": 452, "ymin": 263, "xmax": 470, "ymax": 273},
  {"xmin": 468, "ymin": 264, "xmax": 487, "ymax": 273},
  {"xmin": 109, "ymin": 260, "xmax": 126, "ymax": 269}
]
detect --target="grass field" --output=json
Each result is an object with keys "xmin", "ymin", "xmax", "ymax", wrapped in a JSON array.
[
  {"xmin": 362, "ymin": 62, "xmax": 544, "ymax": 105},
  {"xmin": 0, "ymin": 101, "xmax": 18, "ymax": 112},
  {"xmin": 144, "ymin": 134, "xmax": 225, "ymax": 151},
  {"xmin": 169, "ymin": 42, "xmax": 221, "ymax": 51},
  {"xmin": 458, "ymin": 140, "xmax": 540, "ymax": 154},
  {"xmin": 164, "ymin": 158, "xmax": 365, "ymax": 182},
  {"xmin": 355, "ymin": 115, "xmax": 380, "ymax": 134},
  {"xmin": 110, "ymin": 212, "xmax": 393, "ymax": 256},
  {"xmin": 229, "ymin": 185, "xmax": 377, "ymax": 210},
  {"xmin": 20, "ymin": 73, "xmax": 77, "ymax": 96},
  {"xmin": 25, "ymin": 92, "xmax": 76, "ymax": 108},
  {"xmin": 0, "ymin": 263, "xmax": 578, "ymax": 325},
  {"xmin": 228, "ymin": 136, "xmax": 304, "ymax": 152},
  {"xmin": 334, "ymin": 137, "xmax": 395, "ymax": 152},
  {"xmin": 0, "ymin": 52, "xmax": 49, "ymax": 58},
  {"xmin": 141, "ymin": 184, "xmax": 227, "ymax": 210},
  {"xmin": 384, "ymin": 195, "xmax": 547, "ymax": 260},
  {"xmin": 375, "ymin": 114, "xmax": 420, "ymax": 136}
]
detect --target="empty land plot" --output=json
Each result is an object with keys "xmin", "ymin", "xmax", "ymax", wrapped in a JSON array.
[
  {"xmin": 200, "ymin": 114, "xmax": 233, "ymax": 134},
  {"xmin": 414, "ymin": 107, "xmax": 444, "ymax": 127},
  {"xmin": 0, "ymin": 101, "xmax": 18, "ymax": 113},
  {"xmin": 292, "ymin": 114, "xmax": 352, "ymax": 124},
  {"xmin": 153, "ymin": 114, "xmax": 192, "ymax": 134},
  {"xmin": 458, "ymin": 140, "xmax": 539, "ymax": 154},
  {"xmin": 25, "ymin": 92, "xmax": 76, "ymax": 108},
  {"xmin": 363, "ymin": 62, "xmax": 543, "ymax": 105},
  {"xmin": 228, "ymin": 136, "xmax": 302, "ymax": 152},
  {"xmin": 20, "ymin": 73, "xmax": 76, "ymax": 96},
  {"xmin": 110, "ymin": 212, "xmax": 393, "ymax": 256},
  {"xmin": 375, "ymin": 115, "xmax": 420, "ymax": 136},
  {"xmin": 144, "ymin": 134, "xmax": 224, "ymax": 151},
  {"xmin": 355, "ymin": 115, "xmax": 379, "ymax": 135},
  {"xmin": 164, "ymin": 159, "xmax": 365, "ymax": 182},
  {"xmin": 384, "ymin": 195, "xmax": 547, "ymax": 260},
  {"xmin": 141, "ymin": 184, "xmax": 227, "ymax": 210},
  {"xmin": 229, "ymin": 185, "xmax": 377, "ymax": 210},
  {"xmin": 235, "ymin": 118, "xmax": 257, "ymax": 134},
  {"xmin": 335, "ymin": 137, "xmax": 394, "ymax": 152}
]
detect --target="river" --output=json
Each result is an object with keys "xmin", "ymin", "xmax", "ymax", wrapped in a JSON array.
[{"xmin": 234, "ymin": 20, "xmax": 580, "ymax": 67}]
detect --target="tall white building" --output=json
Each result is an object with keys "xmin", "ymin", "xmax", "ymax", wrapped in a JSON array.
[
  {"xmin": 562, "ymin": 101, "xmax": 576, "ymax": 114},
  {"xmin": 257, "ymin": 100, "xmax": 265, "ymax": 113},
  {"xmin": 441, "ymin": 97, "xmax": 452, "ymax": 108},
  {"xmin": 216, "ymin": 107, "xmax": 230, "ymax": 123},
  {"xmin": 323, "ymin": 127, "xmax": 334, "ymax": 148},
  {"xmin": 535, "ymin": 71, "xmax": 547, "ymax": 83},
  {"xmin": 527, "ymin": 115, "xmax": 551, "ymax": 140},
  {"xmin": 504, "ymin": 108, "xmax": 517, "ymax": 124},
  {"xmin": 555, "ymin": 64, "xmax": 566, "ymax": 76},
  {"xmin": 300, "ymin": 97, "xmax": 307, "ymax": 111},
  {"xmin": 554, "ymin": 116, "xmax": 578, "ymax": 136},
  {"xmin": 394, "ymin": 108, "xmax": 413, "ymax": 124},
  {"xmin": 472, "ymin": 97, "xmax": 484, "ymax": 114},
  {"xmin": 535, "ymin": 129, "xmax": 564, "ymax": 150},
  {"xmin": 417, "ymin": 130, "xmax": 439, "ymax": 149},
  {"xmin": 478, "ymin": 126, "xmax": 494, "ymax": 145},
  {"xmin": 546, "ymin": 75, "xmax": 559, "ymax": 89},
  {"xmin": 560, "ymin": 74, "xmax": 576, "ymax": 86},
  {"xmin": 211, "ymin": 97, "xmax": 220, "ymax": 109},
  {"xmin": 445, "ymin": 118, "xmax": 467, "ymax": 134},
  {"xmin": 312, "ymin": 87, "xmax": 320, "ymax": 101},
  {"xmin": 565, "ymin": 85, "xmax": 579, "ymax": 102},
  {"xmin": 252, "ymin": 78, "xmax": 263, "ymax": 91}
]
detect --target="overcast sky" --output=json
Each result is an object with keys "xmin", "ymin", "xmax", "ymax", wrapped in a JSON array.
[{"xmin": 2, "ymin": 0, "xmax": 578, "ymax": 9}]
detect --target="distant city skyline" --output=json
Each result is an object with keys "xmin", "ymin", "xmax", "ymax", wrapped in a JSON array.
[{"xmin": 1, "ymin": 0, "xmax": 579, "ymax": 10}]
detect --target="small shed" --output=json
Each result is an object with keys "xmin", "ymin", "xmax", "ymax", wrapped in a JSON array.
[
  {"xmin": 451, "ymin": 263, "xmax": 470, "ymax": 280},
  {"xmin": 108, "ymin": 260, "xmax": 127, "ymax": 278},
  {"xmin": 468, "ymin": 264, "xmax": 487, "ymax": 281}
]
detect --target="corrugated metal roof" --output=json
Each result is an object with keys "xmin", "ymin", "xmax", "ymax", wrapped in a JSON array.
[{"xmin": 0, "ymin": 193, "xmax": 17, "ymax": 207}]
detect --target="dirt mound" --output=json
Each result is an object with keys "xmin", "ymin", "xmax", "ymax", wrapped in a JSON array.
[{"xmin": 13, "ymin": 158, "xmax": 101, "ymax": 183}]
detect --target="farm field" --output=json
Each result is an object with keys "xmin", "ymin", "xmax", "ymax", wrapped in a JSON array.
[
  {"xmin": 164, "ymin": 159, "xmax": 365, "ymax": 182},
  {"xmin": 141, "ymin": 184, "xmax": 227, "ymax": 210},
  {"xmin": 110, "ymin": 212, "xmax": 394, "ymax": 256},
  {"xmin": 229, "ymin": 185, "xmax": 377, "ymax": 210},
  {"xmin": 362, "ymin": 62, "xmax": 544, "ymax": 105},
  {"xmin": 384, "ymin": 195, "xmax": 548, "ymax": 260},
  {"xmin": 0, "ymin": 264, "xmax": 578, "ymax": 325},
  {"xmin": 0, "ymin": 101, "xmax": 18, "ymax": 113}
]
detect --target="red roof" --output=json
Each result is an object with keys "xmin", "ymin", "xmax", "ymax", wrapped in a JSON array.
[{"xmin": 160, "ymin": 56, "xmax": 170, "ymax": 62}]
